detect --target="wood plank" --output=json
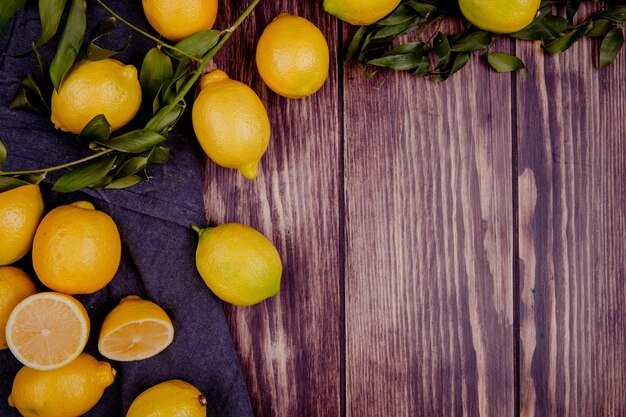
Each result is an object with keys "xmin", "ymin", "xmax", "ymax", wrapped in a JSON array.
[
  {"xmin": 204, "ymin": 2, "xmax": 341, "ymax": 416},
  {"xmin": 516, "ymin": 12, "xmax": 626, "ymax": 416},
  {"xmin": 342, "ymin": 33, "xmax": 515, "ymax": 416}
]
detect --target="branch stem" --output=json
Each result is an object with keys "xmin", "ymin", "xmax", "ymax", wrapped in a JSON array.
[{"xmin": 0, "ymin": 149, "xmax": 113, "ymax": 176}]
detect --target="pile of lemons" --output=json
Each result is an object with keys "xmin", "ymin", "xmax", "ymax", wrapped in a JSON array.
[{"xmin": 0, "ymin": 183, "xmax": 282, "ymax": 416}]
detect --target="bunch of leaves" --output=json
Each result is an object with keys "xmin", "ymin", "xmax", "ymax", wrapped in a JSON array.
[
  {"xmin": 347, "ymin": 0, "xmax": 626, "ymax": 81},
  {"xmin": 0, "ymin": 0, "xmax": 259, "ymax": 193}
]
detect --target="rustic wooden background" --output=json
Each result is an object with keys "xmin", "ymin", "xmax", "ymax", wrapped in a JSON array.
[{"xmin": 205, "ymin": 2, "xmax": 625, "ymax": 416}]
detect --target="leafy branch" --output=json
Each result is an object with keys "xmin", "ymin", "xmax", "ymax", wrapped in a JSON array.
[
  {"xmin": 0, "ymin": 0, "xmax": 261, "ymax": 193},
  {"xmin": 347, "ymin": 0, "xmax": 626, "ymax": 81}
]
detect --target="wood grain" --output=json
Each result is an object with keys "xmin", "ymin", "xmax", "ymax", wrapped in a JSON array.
[
  {"xmin": 342, "ymin": 33, "xmax": 515, "ymax": 416},
  {"xmin": 515, "ymin": 12, "xmax": 626, "ymax": 416},
  {"xmin": 203, "ymin": 2, "xmax": 341, "ymax": 416}
]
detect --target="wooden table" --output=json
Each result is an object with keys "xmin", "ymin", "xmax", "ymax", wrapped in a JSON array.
[{"xmin": 205, "ymin": 2, "xmax": 625, "ymax": 416}]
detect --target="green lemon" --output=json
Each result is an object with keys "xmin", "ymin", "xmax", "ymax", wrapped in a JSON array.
[{"xmin": 194, "ymin": 223, "xmax": 282, "ymax": 306}]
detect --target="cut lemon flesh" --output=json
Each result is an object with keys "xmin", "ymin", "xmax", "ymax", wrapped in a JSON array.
[
  {"xmin": 6, "ymin": 292, "xmax": 90, "ymax": 370},
  {"xmin": 98, "ymin": 295, "xmax": 174, "ymax": 362},
  {"xmin": 99, "ymin": 319, "xmax": 173, "ymax": 361}
]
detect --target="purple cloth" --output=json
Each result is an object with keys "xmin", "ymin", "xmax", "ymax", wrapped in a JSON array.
[{"xmin": 0, "ymin": 2, "xmax": 253, "ymax": 416}]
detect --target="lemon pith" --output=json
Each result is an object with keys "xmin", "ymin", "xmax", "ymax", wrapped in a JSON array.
[
  {"xmin": 98, "ymin": 295, "xmax": 174, "ymax": 361},
  {"xmin": 6, "ymin": 292, "xmax": 90, "ymax": 370}
]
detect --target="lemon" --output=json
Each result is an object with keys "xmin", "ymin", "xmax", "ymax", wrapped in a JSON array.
[
  {"xmin": 51, "ymin": 58, "xmax": 142, "ymax": 134},
  {"xmin": 459, "ymin": 0, "xmax": 540, "ymax": 33},
  {"xmin": 142, "ymin": 0, "xmax": 218, "ymax": 41},
  {"xmin": 8, "ymin": 353, "xmax": 116, "ymax": 417},
  {"xmin": 194, "ymin": 223, "xmax": 282, "ymax": 306},
  {"xmin": 324, "ymin": 0, "xmax": 401, "ymax": 26},
  {"xmin": 0, "ymin": 184, "xmax": 44, "ymax": 266},
  {"xmin": 32, "ymin": 201, "xmax": 121, "ymax": 295},
  {"xmin": 191, "ymin": 70, "xmax": 271, "ymax": 180},
  {"xmin": 256, "ymin": 14, "xmax": 329, "ymax": 99},
  {"xmin": 127, "ymin": 379, "xmax": 207, "ymax": 417},
  {"xmin": 99, "ymin": 295, "xmax": 174, "ymax": 362},
  {"xmin": 6, "ymin": 292, "xmax": 90, "ymax": 370},
  {"xmin": 0, "ymin": 267, "xmax": 37, "ymax": 349}
]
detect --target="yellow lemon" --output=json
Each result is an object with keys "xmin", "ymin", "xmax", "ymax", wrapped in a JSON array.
[
  {"xmin": 0, "ymin": 267, "xmax": 37, "ymax": 349},
  {"xmin": 32, "ymin": 201, "xmax": 121, "ymax": 295},
  {"xmin": 324, "ymin": 0, "xmax": 401, "ymax": 26},
  {"xmin": 192, "ymin": 70, "xmax": 271, "ymax": 180},
  {"xmin": 127, "ymin": 379, "xmax": 207, "ymax": 417},
  {"xmin": 99, "ymin": 295, "xmax": 174, "ymax": 362},
  {"xmin": 51, "ymin": 59, "xmax": 142, "ymax": 134},
  {"xmin": 8, "ymin": 353, "xmax": 116, "ymax": 417},
  {"xmin": 142, "ymin": 0, "xmax": 218, "ymax": 41},
  {"xmin": 256, "ymin": 14, "xmax": 329, "ymax": 99},
  {"xmin": 0, "ymin": 184, "xmax": 44, "ymax": 266},
  {"xmin": 6, "ymin": 292, "xmax": 90, "ymax": 370},
  {"xmin": 459, "ymin": 0, "xmax": 540, "ymax": 33},
  {"xmin": 194, "ymin": 223, "xmax": 282, "ymax": 306}
]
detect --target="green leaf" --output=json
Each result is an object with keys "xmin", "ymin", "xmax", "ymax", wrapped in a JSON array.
[
  {"xmin": 372, "ymin": 17, "xmax": 424, "ymax": 39},
  {"xmin": 140, "ymin": 47, "xmax": 173, "ymax": 116},
  {"xmin": 36, "ymin": 0, "xmax": 67, "ymax": 46},
  {"xmin": 484, "ymin": 52, "xmax": 527, "ymax": 74},
  {"xmin": 449, "ymin": 52, "xmax": 471, "ymax": 77},
  {"xmin": 598, "ymin": 28, "xmax": 624, "ymax": 69},
  {"xmin": 79, "ymin": 114, "xmax": 111, "ymax": 142},
  {"xmin": 593, "ymin": 7, "xmax": 626, "ymax": 23},
  {"xmin": 376, "ymin": 2, "xmax": 434, "ymax": 26},
  {"xmin": 95, "ymin": 130, "xmax": 166, "ymax": 153},
  {"xmin": 404, "ymin": 1, "xmax": 437, "ymax": 17},
  {"xmin": 52, "ymin": 156, "xmax": 116, "ymax": 193},
  {"xmin": 32, "ymin": 42, "xmax": 49, "ymax": 84},
  {"xmin": 105, "ymin": 175, "xmax": 142, "ymax": 189},
  {"xmin": 145, "ymin": 104, "xmax": 185, "ymax": 133},
  {"xmin": 511, "ymin": 15, "xmax": 572, "ymax": 41},
  {"xmin": 543, "ymin": 21, "xmax": 592, "ymax": 53},
  {"xmin": 0, "ymin": 140, "xmax": 6, "ymax": 166},
  {"xmin": 450, "ymin": 31, "xmax": 492, "ymax": 52},
  {"xmin": 346, "ymin": 26, "xmax": 368, "ymax": 61},
  {"xmin": 87, "ymin": 17, "xmax": 129, "ymax": 60},
  {"xmin": 0, "ymin": 0, "xmax": 26, "ymax": 34},
  {"xmin": 433, "ymin": 32, "xmax": 451, "ymax": 68},
  {"xmin": 148, "ymin": 146, "xmax": 170, "ymax": 164},
  {"xmin": 566, "ymin": 0, "xmax": 581, "ymax": 22},
  {"xmin": 0, "ymin": 177, "xmax": 31, "ymax": 192},
  {"xmin": 9, "ymin": 75, "xmax": 50, "ymax": 114},
  {"xmin": 114, "ymin": 156, "xmax": 148, "ymax": 178},
  {"xmin": 170, "ymin": 30, "xmax": 221, "ymax": 60},
  {"xmin": 22, "ymin": 173, "xmax": 46, "ymax": 184},
  {"xmin": 587, "ymin": 19, "xmax": 614, "ymax": 37},
  {"xmin": 49, "ymin": 0, "xmax": 86, "ymax": 90},
  {"xmin": 366, "ymin": 42, "xmax": 426, "ymax": 71}
]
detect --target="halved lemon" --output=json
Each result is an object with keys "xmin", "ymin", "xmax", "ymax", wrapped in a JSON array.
[
  {"xmin": 6, "ymin": 292, "xmax": 90, "ymax": 370},
  {"xmin": 98, "ymin": 295, "xmax": 174, "ymax": 361}
]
